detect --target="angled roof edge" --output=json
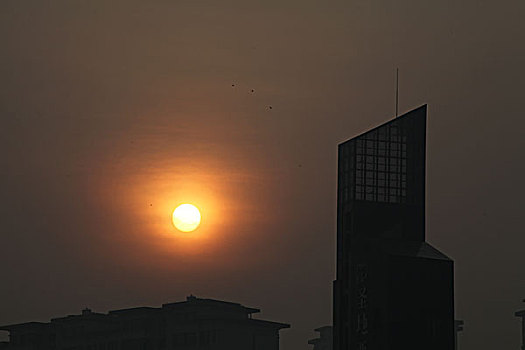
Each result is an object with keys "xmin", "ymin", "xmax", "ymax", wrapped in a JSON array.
[
  {"xmin": 247, "ymin": 318, "xmax": 290, "ymax": 329},
  {"xmin": 338, "ymin": 104, "xmax": 427, "ymax": 147},
  {"xmin": 417, "ymin": 242, "xmax": 453, "ymax": 261},
  {"xmin": 0, "ymin": 322, "xmax": 48, "ymax": 331},
  {"xmin": 108, "ymin": 307, "xmax": 159, "ymax": 315},
  {"xmin": 162, "ymin": 297, "xmax": 260, "ymax": 314},
  {"xmin": 383, "ymin": 241, "xmax": 452, "ymax": 262}
]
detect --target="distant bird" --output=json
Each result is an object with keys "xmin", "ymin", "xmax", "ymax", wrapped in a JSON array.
[
  {"xmin": 251, "ymin": 89, "xmax": 255, "ymax": 93},
  {"xmin": 268, "ymin": 106, "xmax": 273, "ymax": 109},
  {"xmin": 150, "ymin": 204, "xmax": 153, "ymax": 206},
  {"xmin": 231, "ymin": 84, "xmax": 235, "ymax": 87}
]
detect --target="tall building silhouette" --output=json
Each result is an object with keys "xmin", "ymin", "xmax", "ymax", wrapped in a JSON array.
[
  {"xmin": 0, "ymin": 295, "xmax": 289, "ymax": 350},
  {"xmin": 333, "ymin": 105, "xmax": 455, "ymax": 350}
]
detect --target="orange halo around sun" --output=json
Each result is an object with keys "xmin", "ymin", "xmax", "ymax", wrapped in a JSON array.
[{"xmin": 172, "ymin": 204, "xmax": 201, "ymax": 232}]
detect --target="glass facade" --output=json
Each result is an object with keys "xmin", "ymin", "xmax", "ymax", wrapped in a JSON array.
[
  {"xmin": 338, "ymin": 105, "xmax": 425, "ymax": 208},
  {"xmin": 334, "ymin": 105, "xmax": 454, "ymax": 350}
]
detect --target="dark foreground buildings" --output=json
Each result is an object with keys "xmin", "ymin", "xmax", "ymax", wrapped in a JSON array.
[
  {"xmin": 515, "ymin": 300, "xmax": 525, "ymax": 350},
  {"xmin": 333, "ymin": 105, "xmax": 455, "ymax": 350},
  {"xmin": 0, "ymin": 295, "xmax": 289, "ymax": 350},
  {"xmin": 308, "ymin": 326, "xmax": 333, "ymax": 350}
]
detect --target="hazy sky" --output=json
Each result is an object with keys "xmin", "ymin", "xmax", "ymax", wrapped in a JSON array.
[{"xmin": 1, "ymin": 1, "xmax": 524, "ymax": 349}]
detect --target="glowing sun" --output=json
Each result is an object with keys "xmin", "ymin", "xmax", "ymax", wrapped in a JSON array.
[{"xmin": 172, "ymin": 204, "xmax": 201, "ymax": 232}]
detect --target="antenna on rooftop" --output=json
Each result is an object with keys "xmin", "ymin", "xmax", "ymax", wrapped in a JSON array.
[{"xmin": 395, "ymin": 68, "xmax": 399, "ymax": 117}]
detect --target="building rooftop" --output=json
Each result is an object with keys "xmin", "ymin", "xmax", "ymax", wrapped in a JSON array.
[
  {"xmin": 0, "ymin": 295, "xmax": 288, "ymax": 331},
  {"xmin": 0, "ymin": 322, "xmax": 48, "ymax": 332},
  {"xmin": 162, "ymin": 295, "xmax": 260, "ymax": 314},
  {"xmin": 339, "ymin": 104, "xmax": 426, "ymax": 146},
  {"xmin": 383, "ymin": 241, "xmax": 453, "ymax": 261}
]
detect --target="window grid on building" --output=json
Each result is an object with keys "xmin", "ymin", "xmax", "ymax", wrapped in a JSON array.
[{"xmin": 340, "ymin": 124, "xmax": 408, "ymax": 204}]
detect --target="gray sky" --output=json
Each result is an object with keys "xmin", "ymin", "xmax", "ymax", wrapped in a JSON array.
[{"xmin": 1, "ymin": 1, "xmax": 524, "ymax": 349}]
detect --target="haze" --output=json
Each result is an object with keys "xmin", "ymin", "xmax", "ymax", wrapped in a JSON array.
[{"xmin": 1, "ymin": 1, "xmax": 524, "ymax": 349}]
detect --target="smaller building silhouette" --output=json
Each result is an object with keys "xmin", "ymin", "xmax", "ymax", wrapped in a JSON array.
[
  {"xmin": 516, "ymin": 299, "xmax": 525, "ymax": 350},
  {"xmin": 0, "ymin": 295, "xmax": 289, "ymax": 350},
  {"xmin": 307, "ymin": 326, "xmax": 332, "ymax": 350},
  {"xmin": 454, "ymin": 320, "xmax": 464, "ymax": 350}
]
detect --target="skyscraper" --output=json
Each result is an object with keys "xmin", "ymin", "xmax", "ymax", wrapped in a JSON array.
[{"xmin": 333, "ymin": 105, "xmax": 454, "ymax": 350}]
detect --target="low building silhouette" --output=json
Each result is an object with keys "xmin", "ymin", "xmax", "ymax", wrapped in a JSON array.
[
  {"xmin": 0, "ymin": 295, "xmax": 289, "ymax": 350},
  {"xmin": 307, "ymin": 326, "xmax": 332, "ymax": 350},
  {"xmin": 454, "ymin": 320, "xmax": 464, "ymax": 350},
  {"xmin": 516, "ymin": 299, "xmax": 525, "ymax": 350}
]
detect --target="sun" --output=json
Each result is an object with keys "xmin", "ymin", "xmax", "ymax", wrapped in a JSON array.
[{"xmin": 172, "ymin": 204, "xmax": 201, "ymax": 232}]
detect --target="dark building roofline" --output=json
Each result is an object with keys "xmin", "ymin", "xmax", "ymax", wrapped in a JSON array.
[
  {"xmin": 308, "ymin": 325, "xmax": 332, "ymax": 345},
  {"xmin": 108, "ymin": 307, "xmax": 159, "ymax": 316},
  {"xmin": 0, "ymin": 322, "xmax": 48, "ymax": 331},
  {"xmin": 246, "ymin": 318, "xmax": 290, "ymax": 330},
  {"xmin": 51, "ymin": 313, "xmax": 105, "ymax": 323},
  {"xmin": 382, "ymin": 241, "xmax": 453, "ymax": 261},
  {"xmin": 338, "ymin": 104, "xmax": 427, "ymax": 147},
  {"xmin": 0, "ymin": 295, "xmax": 279, "ymax": 331},
  {"xmin": 162, "ymin": 295, "xmax": 260, "ymax": 314}
]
